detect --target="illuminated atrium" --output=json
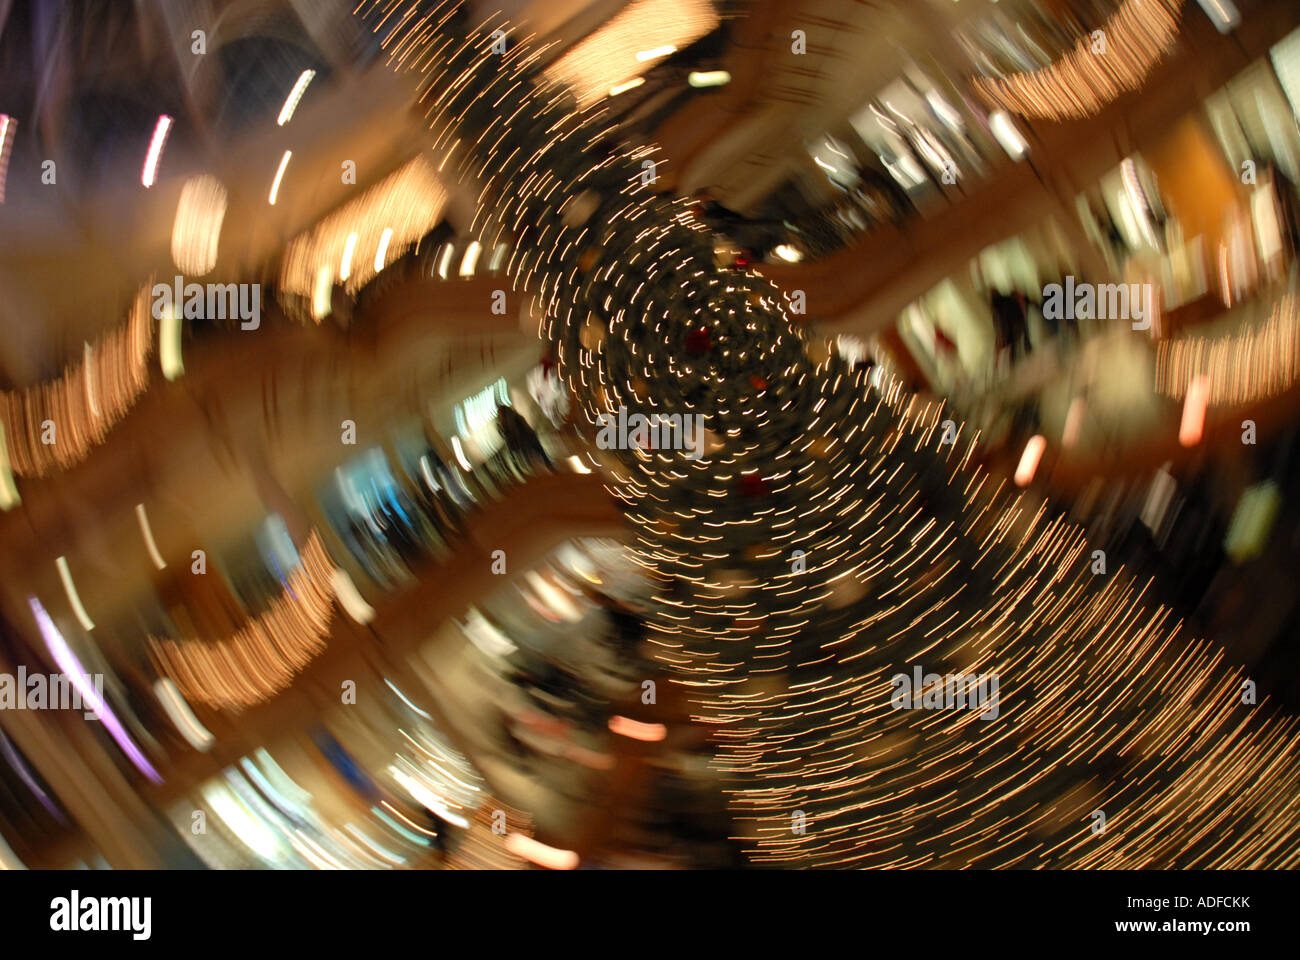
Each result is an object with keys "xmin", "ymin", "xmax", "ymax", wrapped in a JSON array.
[{"xmin": 2, "ymin": 0, "xmax": 1300, "ymax": 907}]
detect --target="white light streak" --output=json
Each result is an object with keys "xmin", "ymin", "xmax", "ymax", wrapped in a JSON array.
[
  {"xmin": 141, "ymin": 115, "xmax": 173, "ymax": 187},
  {"xmin": 269, "ymin": 150, "xmax": 292, "ymax": 205},
  {"xmin": 55, "ymin": 556, "xmax": 94, "ymax": 631},
  {"xmin": 277, "ymin": 69, "xmax": 316, "ymax": 126},
  {"xmin": 135, "ymin": 503, "xmax": 167, "ymax": 570}
]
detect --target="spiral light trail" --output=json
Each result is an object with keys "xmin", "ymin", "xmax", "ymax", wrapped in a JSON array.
[{"xmin": 358, "ymin": 0, "xmax": 1300, "ymax": 868}]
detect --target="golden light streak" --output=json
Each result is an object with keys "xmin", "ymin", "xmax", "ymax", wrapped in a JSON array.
[
  {"xmin": 609, "ymin": 715, "xmax": 668, "ymax": 741},
  {"xmin": 0, "ymin": 285, "xmax": 154, "ymax": 477},
  {"xmin": 280, "ymin": 157, "xmax": 447, "ymax": 300},
  {"xmin": 973, "ymin": 0, "xmax": 1185, "ymax": 121},
  {"xmin": 503, "ymin": 834, "xmax": 579, "ymax": 869},
  {"xmin": 543, "ymin": 0, "xmax": 717, "ymax": 106},
  {"xmin": 171, "ymin": 175, "xmax": 228, "ymax": 275},
  {"xmin": 1014, "ymin": 435, "xmax": 1046, "ymax": 486},
  {"xmin": 149, "ymin": 532, "xmax": 338, "ymax": 710},
  {"xmin": 1156, "ymin": 295, "xmax": 1300, "ymax": 406},
  {"xmin": 340, "ymin": 232, "xmax": 358, "ymax": 282}
]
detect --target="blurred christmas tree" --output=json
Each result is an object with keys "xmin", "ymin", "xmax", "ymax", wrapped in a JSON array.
[{"xmin": 360, "ymin": 0, "xmax": 1300, "ymax": 868}]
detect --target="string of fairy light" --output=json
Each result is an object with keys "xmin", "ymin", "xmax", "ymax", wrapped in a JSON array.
[
  {"xmin": 973, "ymin": 0, "xmax": 1185, "ymax": 122},
  {"xmin": 359, "ymin": 0, "xmax": 1300, "ymax": 868},
  {"xmin": 148, "ymin": 530, "xmax": 337, "ymax": 711},
  {"xmin": 0, "ymin": 0, "xmax": 1186, "ymax": 482},
  {"xmin": 0, "ymin": 284, "xmax": 154, "ymax": 478},
  {"xmin": 542, "ymin": 0, "xmax": 717, "ymax": 106},
  {"xmin": 2, "ymin": 156, "xmax": 452, "ymax": 487},
  {"xmin": 279, "ymin": 155, "xmax": 450, "ymax": 305},
  {"xmin": 1155, "ymin": 295, "xmax": 1300, "ymax": 406},
  {"xmin": 1, "ymin": 172, "xmax": 225, "ymax": 490}
]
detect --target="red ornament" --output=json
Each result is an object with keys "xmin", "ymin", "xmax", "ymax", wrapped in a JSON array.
[
  {"xmin": 739, "ymin": 473, "xmax": 768, "ymax": 498},
  {"xmin": 749, "ymin": 373, "xmax": 768, "ymax": 391},
  {"xmin": 686, "ymin": 325, "xmax": 713, "ymax": 354},
  {"xmin": 735, "ymin": 252, "xmax": 752, "ymax": 268}
]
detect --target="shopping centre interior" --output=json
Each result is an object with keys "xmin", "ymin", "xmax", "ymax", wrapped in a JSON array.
[{"xmin": 4, "ymin": 0, "xmax": 1300, "ymax": 869}]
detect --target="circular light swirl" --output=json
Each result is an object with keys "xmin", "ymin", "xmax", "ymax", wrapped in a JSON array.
[
  {"xmin": 972, "ymin": 0, "xmax": 1185, "ymax": 122},
  {"xmin": 360, "ymin": 0, "xmax": 1300, "ymax": 868}
]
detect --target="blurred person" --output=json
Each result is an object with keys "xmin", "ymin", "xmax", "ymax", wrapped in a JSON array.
[
  {"xmin": 496, "ymin": 404, "xmax": 553, "ymax": 474},
  {"xmin": 990, "ymin": 288, "xmax": 1031, "ymax": 363},
  {"xmin": 424, "ymin": 809, "xmax": 454, "ymax": 861},
  {"xmin": 581, "ymin": 585, "xmax": 647, "ymax": 662}
]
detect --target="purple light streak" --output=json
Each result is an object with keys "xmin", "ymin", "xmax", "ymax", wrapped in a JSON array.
[{"xmin": 28, "ymin": 596, "xmax": 163, "ymax": 784}]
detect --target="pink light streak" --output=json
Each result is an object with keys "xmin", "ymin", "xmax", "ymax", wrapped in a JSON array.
[
  {"xmin": 142, "ymin": 115, "xmax": 173, "ymax": 188},
  {"xmin": 29, "ymin": 596, "xmax": 163, "ymax": 783}
]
